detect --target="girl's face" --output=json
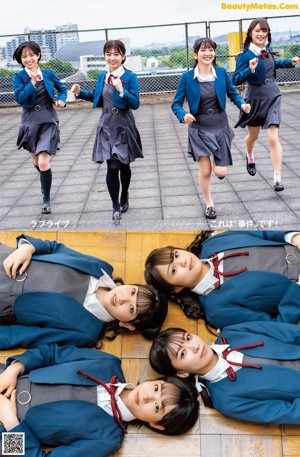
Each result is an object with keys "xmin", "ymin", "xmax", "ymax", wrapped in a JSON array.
[
  {"xmin": 167, "ymin": 332, "xmax": 217, "ymax": 376},
  {"xmin": 21, "ymin": 47, "xmax": 40, "ymax": 70},
  {"xmin": 105, "ymin": 47, "xmax": 125, "ymax": 72},
  {"xmin": 101, "ymin": 284, "xmax": 138, "ymax": 323},
  {"xmin": 126, "ymin": 380, "xmax": 176, "ymax": 424},
  {"xmin": 251, "ymin": 24, "xmax": 268, "ymax": 48},
  {"xmin": 155, "ymin": 249, "xmax": 206, "ymax": 292},
  {"xmin": 193, "ymin": 45, "xmax": 215, "ymax": 66}
]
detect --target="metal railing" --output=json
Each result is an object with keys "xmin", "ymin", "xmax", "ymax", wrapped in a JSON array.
[{"xmin": 0, "ymin": 15, "xmax": 299, "ymax": 106}]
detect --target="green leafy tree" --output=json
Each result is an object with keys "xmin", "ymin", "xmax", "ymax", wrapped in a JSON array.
[{"xmin": 40, "ymin": 58, "xmax": 78, "ymax": 77}]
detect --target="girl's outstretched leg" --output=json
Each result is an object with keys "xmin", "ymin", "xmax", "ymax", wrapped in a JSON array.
[
  {"xmin": 36, "ymin": 152, "xmax": 52, "ymax": 214},
  {"xmin": 245, "ymin": 126, "xmax": 260, "ymax": 176},
  {"xmin": 106, "ymin": 159, "xmax": 121, "ymax": 225},
  {"xmin": 267, "ymin": 125, "xmax": 284, "ymax": 191},
  {"xmin": 120, "ymin": 163, "xmax": 131, "ymax": 213},
  {"xmin": 198, "ymin": 156, "xmax": 216, "ymax": 219}
]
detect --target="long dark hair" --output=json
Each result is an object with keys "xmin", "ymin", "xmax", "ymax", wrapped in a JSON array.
[
  {"xmin": 144, "ymin": 232, "xmax": 213, "ymax": 320},
  {"xmin": 103, "ymin": 39, "xmax": 126, "ymax": 63},
  {"xmin": 13, "ymin": 41, "xmax": 41, "ymax": 67},
  {"xmin": 149, "ymin": 328, "xmax": 213, "ymax": 408},
  {"xmin": 243, "ymin": 18, "xmax": 272, "ymax": 51},
  {"xmin": 100, "ymin": 284, "xmax": 168, "ymax": 341},
  {"xmin": 192, "ymin": 38, "xmax": 217, "ymax": 67},
  {"xmin": 133, "ymin": 376, "xmax": 199, "ymax": 435}
]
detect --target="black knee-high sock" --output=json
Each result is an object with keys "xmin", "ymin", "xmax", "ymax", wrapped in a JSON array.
[
  {"xmin": 120, "ymin": 163, "xmax": 131, "ymax": 201},
  {"xmin": 34, "ymin": 164, "xmax": 40, "ymax": 173},
  {"xmin": 40, "ymin": 169, "xmax": 52, "ymax": 203},
  {"xmin": 106, "ymin": 160, "xmax": 120, "ymax": 211}
]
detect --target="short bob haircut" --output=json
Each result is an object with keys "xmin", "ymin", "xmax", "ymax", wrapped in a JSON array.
[
  {"xmin": 13, "ymin": 41, "xmax": 42, "ymax": 67},
  {"xmin": 136, "ymin": 375, "xmax": 199, "ymax": 435},
  {"xmin": 101, "ymin": 284, "xmax": 168, "ymax": 341},
  {"xmin": 192, "ymin": 38, "xmax": 217, "ymax": 67},
  {"xmin": 103, "ymin": 39, "xmax": 126, "ymax": 63}
]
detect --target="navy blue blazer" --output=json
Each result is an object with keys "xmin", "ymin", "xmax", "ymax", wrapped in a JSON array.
[
  {"xmin": 13, "ymin": 69, "xmax": 67, "ymax": 108},
  {"xmin": 171, "ymin": 66, "xmax": 245, "ymax": 123},
  {"xmin": 208, "ymin": 321, "xmax": 300, "ymax": 424},
  {"xmin": 0, "ymin": 235, "xmax": 114, "ymax": 349},
  {"xmin": 77, "ymin": 70, "xmax": 140, "ymax": 110},
  {"xmin": 232, "ymin": 48, "xmax": 294, "ymax": 86},
  {"xmin": 197, "ymin": 230, "xmax": 300, "ymax": 329},
  {"xmin": 5, "ymin": 344, "xmax": 126, "ymax": 457}
]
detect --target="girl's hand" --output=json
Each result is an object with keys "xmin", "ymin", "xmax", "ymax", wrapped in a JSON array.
[
  {"xmin": 71, "ymin": 84, "xmax": 80, "ymax": 94},
  {"xmin": 113, "ymin": 78, "xmax": 124, "ymax": 95},
  {"xmin": 0, "ymin": 391, "xmax": 19, "ymax": 431},
  {"xmin": 241, "ymin": 103, "xmax": 251, "ymax": 113},
  {"xmin": 183, "ymin": 113, "xmax": 196, "ymax": 125},
  {"xmin": 30, "ymin": 69, "xmax": 39, "ymax": 85},
  {"xmin": 55, "ymin": 100, "xmax": 65, "ymax": 108},
  {"xmin": 3, "ymin": 243, "xmax": 34, "ymax": 279},
  {"xmin": 0, "ymin": 363, "xmax": 24, "ymax": 397},
  {"xmin": 249, "ymin": 57, "xmax": 258, "ymax": 71},
  {"xmin": 292, "ymin": 56, "xmax": 300, "ymax": 65}
]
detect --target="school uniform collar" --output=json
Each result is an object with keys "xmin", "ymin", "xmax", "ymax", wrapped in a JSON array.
[
  {"xmin": 194, "ymin": 65, "xmax": 216, "ymax": 82},
  {"xmin": 24, "ymin": 66, "xmax": 43, "ymax": 80},
  {"xmin": 249, "ymin": 42, "xmax": 266, "ymax": 56},
  {"xmin": 200, "ymin": 344, "xmax": 243, "ymax": 382},
  {"xmin": 85, "ymin": 269, "xmax": 117, "ymax": 322},
  {"xmin": 105, "ymin": 65, "xmax": 125, "ymax": 83},
  {"xmin": 191, "ymin": 260, "xmax": 219, "ymax": 296},
  {"xmin": 97, "ymin": 382, "xmax": 136, "ymax": 421}
]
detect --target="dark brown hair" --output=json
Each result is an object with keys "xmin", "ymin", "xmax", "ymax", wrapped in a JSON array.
[
  {"xmin": 243, "ymin": 18, "xmax": 272, "ymax": 51},
  {"xmin": 103, "ymin": 40, "xmax": 126, "ymax": 63}
]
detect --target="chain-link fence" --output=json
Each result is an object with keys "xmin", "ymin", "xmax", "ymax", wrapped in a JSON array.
[{"xmin": 1, "ymin": 15, "xmax": 299, "ymax": 106}]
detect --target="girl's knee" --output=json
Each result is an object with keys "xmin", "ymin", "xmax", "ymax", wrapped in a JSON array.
[
  {"xmin": 37, "ymin": 152, "xmax": 50, "ymax": 171},
  {"xmin": 214, "ymin": 166, "xmax": 227, "ymax": 178}
]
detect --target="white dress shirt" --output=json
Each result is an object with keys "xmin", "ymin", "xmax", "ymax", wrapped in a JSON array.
[{"xmin": 97, "ymin": 382, "xmax": 136, "ymax": 421}]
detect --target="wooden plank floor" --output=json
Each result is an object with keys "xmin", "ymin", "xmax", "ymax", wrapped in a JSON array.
[{"xmin": 0, "ymin": 230, "xmax": 299, "ymax": 457}]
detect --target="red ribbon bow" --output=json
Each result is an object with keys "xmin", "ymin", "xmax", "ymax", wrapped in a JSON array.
[
  {"xmin": 260, "ymin": 49, "xmax": 279, "ymax": 59},
  {"xmin": 220, "ymin": 336, "xmax": 264, "ymax": 381},
  {"xmin": 108, "ymin": 74, "xmax": 117, "ymax": 84},
  {"xmin": 210, "ymin": 251, "xmax": 249, "ymax": 289},
  {"xmin": 77, "ymin": 370, "xmax": 127, "ymax": 433}
]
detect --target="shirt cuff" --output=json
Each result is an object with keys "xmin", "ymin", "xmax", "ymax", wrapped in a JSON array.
[
  {"xmin": 285, "ymin": 232, "xmax": 300, "ymax": 244},
  {"xmin": 18, "ymin": 239, "xmax": 35, "ymax": 252}
]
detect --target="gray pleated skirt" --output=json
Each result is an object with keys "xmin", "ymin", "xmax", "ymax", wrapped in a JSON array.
[
  {"xmin": 17, "ymin": 108, "xmax": 60, "ymax": 156},
  {"xmin": 188, "ymin": 111, "xmax": 234, "ymax": 166},
  {"xmin": 235, "ymin": 81, "xmax": 281, "ymax": 129}
]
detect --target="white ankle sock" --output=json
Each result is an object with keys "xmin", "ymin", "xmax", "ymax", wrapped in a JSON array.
[
  {"xmin": 247, "ymin": 153, "xmax": 255, "ymax": 163},
  {"xmin": 274, "ymin": 172, "xmax": 281, "ymax": 183}
]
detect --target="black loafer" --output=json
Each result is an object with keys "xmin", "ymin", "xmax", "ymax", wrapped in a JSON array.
[
  {"xmin": 246, "ymin": 156, "xmax": 256, "ymax": 176},
  {"xmin": 120, "ymin": 193, "xmax": 129, "ymax": 213},
  {"xmin": 274, "ymin": 181, "xmax": 284, "ymax": 192},
  {"xmin": 41, "ymin": 202, "xmax": 51, "ymax": 214},
  {"xmin": 205, "ymin": 206, "xmax": 217, "ymax": 219},
  {"xmin": 112, "ymin": 211, "xmax": 121, "ymax": 226}
]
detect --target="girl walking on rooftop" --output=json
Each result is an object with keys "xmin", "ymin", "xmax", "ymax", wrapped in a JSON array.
[
  {"xmin": 232, "ymin": 18, "xmax": 299, "ymax": 191},
  {"xmin": 171, "ymin": 38, "xmax": 250, "ymax": 220},
  {"xmin": 13, "ymin": 41, "xmax": 67, "ymax": 215},
  {"xmin": 71, "ymin": 40, "xmax": 143, "ymax": 226}
]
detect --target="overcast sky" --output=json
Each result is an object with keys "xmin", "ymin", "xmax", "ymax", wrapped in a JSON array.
[{"xmin": 1, "ymin": 0, "xmax": 299, "ymax": 47}]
